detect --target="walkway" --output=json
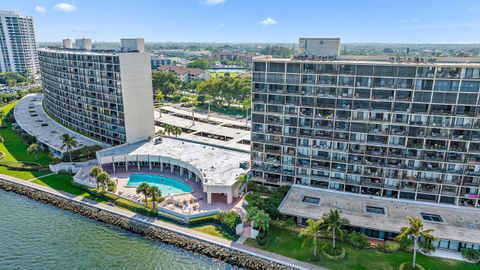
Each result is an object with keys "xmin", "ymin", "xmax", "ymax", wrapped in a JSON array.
[{"xmin": 0, "ymin": 173, "xmax": 325, "ymax": 270}]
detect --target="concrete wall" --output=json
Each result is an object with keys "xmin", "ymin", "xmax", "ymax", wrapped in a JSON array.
[
  {"xmin": 0, "ymin": 177, "xmax": 293, "ymax": 270},
  {"xmin": 119, "ymin": 52, "xmax": 155, "ymax": 143}
]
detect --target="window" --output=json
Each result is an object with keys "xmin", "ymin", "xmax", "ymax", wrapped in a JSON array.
[
  {"xmin": 421, "ymin": 213, "xmax": 443, "ymax": 222},
  {"xmin": 302, "ymin": 196, "xmax": 320, "ymax": 205},
  {"xmin": 366, "ymin": 206, "xmax": 385, "ymax": 215}
]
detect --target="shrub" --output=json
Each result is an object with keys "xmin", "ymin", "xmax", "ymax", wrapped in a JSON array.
[
  {"xmin": 396, "ymin": 237, "xmax": 413, "ymax": 251},
  {"xmin": 399, "ymin": 262, "xmax": 426, "ymax": 270},
  {"xmin": 217, "ymin": 211, "xmax": 241, "ymax": 234},
  {"xmin": 321, "ymin": 243, "xmax": 346, "ymax": 259},
  {"xmin": 256, "ymin": 230, "xmax": 269, "ymax": 246},
  {"xmin": 419, "ymin": 240, "xmax": 436, "ymax": 255},
  {"xmin": 377, "ymin": 241, "xmax": 400, "ymax": 253},
  {"xmin": 461, "ymin": 248, "xmax": 480, "ymax": 263},
  {"xmin": 348, "ymin": 231, "xmax": 371, "ymax": 249},
  {"xmin": 106, "ymin": 180, "xmax": 116, "ymax": 192}
]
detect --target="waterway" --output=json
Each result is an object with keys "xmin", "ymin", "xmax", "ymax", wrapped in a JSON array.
[{"xmin": 0, "ymin": 189, "xmax": 237, "ymax": 270}]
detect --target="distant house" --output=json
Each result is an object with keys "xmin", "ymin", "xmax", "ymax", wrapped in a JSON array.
[
  {"xmin": 150, "ymin": 56, "xmax": 172, "ymax": 70},
  {"xmin": 213, "ymin": 51, "xmax": 252, "ymax": 63},
  {"xmin": 158, "ymin": 65, "xmax": 210, "ymax": 82}
]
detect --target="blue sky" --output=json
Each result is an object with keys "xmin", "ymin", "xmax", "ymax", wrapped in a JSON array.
[{"xmin": 2, "ymin": 0, "xmax": 480, "ymax": 43}]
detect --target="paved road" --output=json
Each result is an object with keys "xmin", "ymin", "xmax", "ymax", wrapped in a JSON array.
[{"xmin": 0, "ymin": 173, "xmax": 327, "ymax": 270}]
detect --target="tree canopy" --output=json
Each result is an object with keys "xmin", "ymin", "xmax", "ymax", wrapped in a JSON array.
[
  {"xmin": 152, "ymin": 71, "xmax": 181, "ymax": 96},
  {"xmin": 186, "ymin": 59, "xmax": 210, "ymax": 70}
]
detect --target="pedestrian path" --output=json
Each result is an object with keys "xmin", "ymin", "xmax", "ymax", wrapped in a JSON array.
[
  {"xmin": 236, "ymin": 235, "xmax": 248, "ymax": 244},
  {"xmin": 27, "ymin": 172, "xmax": 56, "ymax": 182}
]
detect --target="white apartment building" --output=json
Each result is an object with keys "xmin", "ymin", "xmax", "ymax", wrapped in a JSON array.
[
  {"xmin": 0, "ymin": 10, "xmax": 38, "ymax": 74},
  {"xmin": 38, "ymin": 38, "xmax": 155, "ymax": 145}
]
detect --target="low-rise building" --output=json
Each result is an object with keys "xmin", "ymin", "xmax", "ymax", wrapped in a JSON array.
[{"xmin": 158, "ymin": 65, "xmax": 210, "ymax": 82}]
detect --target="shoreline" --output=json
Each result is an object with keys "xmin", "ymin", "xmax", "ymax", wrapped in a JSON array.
[{"xmin": 0, "ymin": 174, "xmax": 319, "ymax": 270}]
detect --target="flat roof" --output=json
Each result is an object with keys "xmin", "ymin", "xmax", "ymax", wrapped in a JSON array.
[
  {"xmin": 279, "ymin": 185, "xmax": 480, "ymax": 244},
  {"xmin": 253, "ymin": 55, "xmax": 480, "ymax": 66},
  {"xmin": 96, "ymin": 137, "xmax": 249, "ymax": 187},
  {"xmin": 155, "ymin": 106, "xmax": 251, "ymax": 152},
  {"xmin": 14, "ymin": 94, "xmax": 102, "ymax": 153}
]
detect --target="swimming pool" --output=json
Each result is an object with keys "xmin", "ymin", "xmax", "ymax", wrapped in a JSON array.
[{"xmin": 127, "ymin": 174, "xmax": 193, "ymax": 196}]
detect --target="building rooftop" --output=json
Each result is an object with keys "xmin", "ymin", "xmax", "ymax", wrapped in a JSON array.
[
  {"xmin": 155, "ymin": 106, "xmax": 251, "ymax": 152},
  {"xmin": 14, "ymin": 94, "xmax": 102, "ymax": 154},
  {"xmin": 279, "ymin": 185, "xmax": 480, "ymax": 244},
  {"xmin": 254, "ymin": 55, "xmax": 480, "ymax": 66},
  {"xmin": 96, "ymin": 137, "xmax": 249, "ymax": 187}
]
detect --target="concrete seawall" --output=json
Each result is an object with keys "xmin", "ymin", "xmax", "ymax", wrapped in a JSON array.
[{"xmin": 0, "ymin": 177, "xmax": 296, "ymax": 270}]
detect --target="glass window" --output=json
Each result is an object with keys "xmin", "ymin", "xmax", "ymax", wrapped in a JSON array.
[
  {"xmin": 434, "ymin": 80, "xmax": 459, "ymax": 91},
  {"xmin": 460, "ymin": 81, "xmax": 480, "ymax": 92},
  {"xmin": 421, "ymin": 213, "xmax": 443, "ymax": 222},
  {"xmin": 268, "ymin": 62, "xmax": 285, "ymax": 72},
  {"xmin": 366, "ymin": 206, "xmax": 385, "ymax": 215},
  {"xmin": 302, "ymin": 196, "xmax": 320, "ymax": 205},
  {"xmin": 356, "ymin": 65, "xmax": 374, "ymax": 76},
  {"xmin": 254, "ymin": 62, "xmax": 266, "ymax": 72},
  {"xmin": 287, "ymin": 63, "xmax": 301, "ymax": 73}
]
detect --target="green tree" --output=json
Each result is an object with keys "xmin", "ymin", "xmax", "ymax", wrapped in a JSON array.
[
  {"xmin": 60, "ymin": 133, "xmax": 78, "ymax": 162},
  {"xmin": 136, "ymin": 182, "xmax": 150, "ymax": 205},
  {"xmin": 186, "ymin": 59, "xmax": 210, "ymax": 70},
  {"xmin": 188, "ymin": 96, "xmax": 198, "ymax": 125},
  {"xmin": 242, "ymin": 97, "xmax": 251, "ymax": 126},
  {"xmin": 89, "ymin": 166, "xmax": 103, "ymax": 188},
  {"xmin": 321, "ymin": 209, "xmax": 350, "ymax": 250},
  {"xmin": 299, "ymin": 218, "xmax": 324, "ymax": 258},
  {"xmin": 152, "ymin": 71, "xmax": 180, "ymax": 96},
  {"xmin": 395, "ymin": 216, "xmax": 435, "ymax": 269},
  {"xmin": 27, "ymin": 143, "xmax": 40, "ymax": 160},
  {"xmin": 148, "ymin": 185, "xmax": 162, "ymax": 209},
  {"xmin": 172, "ymin": 126, "xmax": 182, "ymax": 137},
  {"xmin": 95, "ymin": 171, "xmax": 110, "ymax": 190},
  {"xmin": 251, "ymin": 209, "xmax": 270, "ymax": 233},
  {"xmin": 155, "ymin": 90, "xmax": 165, "ymax": 117},
  {"xmin": 163, "ymin": 124, "xmax": 175, "ymax": 136}
]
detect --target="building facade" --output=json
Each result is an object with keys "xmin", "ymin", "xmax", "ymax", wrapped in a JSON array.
[
  {"xmin": 0, "ymin": 10, "xmax": 38, "ymax": 74},
  {"xmin": 150, "ymin": 56, "xmax": 172, "ymax": 70},
  {"xmin": 38, "ymin": 38, "xmax": 154, "ymax": 145},
  {"xmin": 158, "ymin": 65, "xmax": 210, "ymax": 82},
  {"xmin": 251, "ymin": 41, "xmax": 480, "ymax": 209}
]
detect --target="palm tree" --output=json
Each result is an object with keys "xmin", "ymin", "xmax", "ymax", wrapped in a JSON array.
[
  {"xmin": 242, "ymin": 98, "xmax": 251, "ymax": 127},
  {"xmin": 251, "ymin": 209, "xmax": 270, "ymax": 233},
  {"xmin": 136, "ymin": 183, "xmax": 150, "ymax": 205},
  {"xmin": 155, "ymin": 90, "xmax": 165, "ymax": 117},
  {"xmin": 60, "ymin": 133, "xmax": 78, "ymax": 162},
  {"xmin": 95, "ymin": 171, "xmax": 110, "ymax": 190},
  {"xmin": 27, "ymin": 143, "xmax": 40, "ymax": 160},
  {"xmin": 299, "ymin": 218, "xmax": 324, "ymax": 258},
  {"xmin": 172, "ymin": 126, "xmax": 182, "ymax": 137},
  {"xmin": 148, "ymin": 185, "xmax": 161, "ymax": 209},
  {"xmin": 188, "ymin": 97, "xmax": 198, "ymax": 125},
  {"xmin": 321, "ymin": 209, "xmax": 350, "ymax": 250},
  {"xmin": 395, "ymin": 216, "xmax": 435, "ymax": 269},
  {"xmin": 163, "ymin": 124, "xmax": 174, "ymax": 136},
  {"xmin": 89, "ymin": 166, "xmax": 103, "ymax": 188}
]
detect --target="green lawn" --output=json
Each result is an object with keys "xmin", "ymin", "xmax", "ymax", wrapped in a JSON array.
[
  {"xmin": 245, "ymin": 226, "xmax": 477, "ymax": 270},
  {"xmin": 190, "ymin": 223, "xmax": 238, "ymax": 241},
  {"xmin": 32, "ymin": 174, "xmax": 90, "ymax": 197},
  {"xmin": 210, "ymin": 72, "xmax": 240, "ymax": 78},
  {"xmin": 0, "ymin": 102, "xmax": 52, "ymax": 180}
]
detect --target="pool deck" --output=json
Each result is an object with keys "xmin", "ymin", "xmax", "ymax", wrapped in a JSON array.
[{"xmin": 104, "ymin": 166, "xmax": 244, "ymax": 215}]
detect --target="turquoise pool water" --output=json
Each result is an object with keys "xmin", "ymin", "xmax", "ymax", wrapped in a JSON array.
[{"xmin": 127, "ymin": 174, "xmax": 193, "ymax": 196}]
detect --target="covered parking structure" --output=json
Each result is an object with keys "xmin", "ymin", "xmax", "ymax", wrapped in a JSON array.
[{"xmin": 96, "ymin": 137, "xmax": 250, "ymax": 204}]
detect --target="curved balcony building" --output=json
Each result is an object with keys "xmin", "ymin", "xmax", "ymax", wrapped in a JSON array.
[{"xmin": 38, "ymin": 38, "xmax": 154, "ymax": 145}]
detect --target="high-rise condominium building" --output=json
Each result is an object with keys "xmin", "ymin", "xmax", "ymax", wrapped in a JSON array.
[
  {"xmin": 251, "ymin": 38, "xmax": 480, "ymax": 250},
  {"xmin": 38, "ymin": 38, "xmax": 154, "ymax": 145},
  {"xmin": 0, "ymin": 10, "xmax": 38, "ymax": 74}
]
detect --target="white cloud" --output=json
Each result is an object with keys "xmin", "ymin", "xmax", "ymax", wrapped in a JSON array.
[
  {"xmin": 259, "ymin": 17, "xmax": 278, "ymax": 26},
  {"xmin": 34, "ymin": 6, "xmax": 47, "ymax": 14},
  {"xmin": 54, "ymin": 3, "xmax": 78, "ymax": 12},
  {"xmin": 202, "ymin": 0, "xmax": 225, "ymax": 5}
]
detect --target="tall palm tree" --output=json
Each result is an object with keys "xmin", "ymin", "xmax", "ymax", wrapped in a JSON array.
[
  {"xmin": 163, "ymin": 124, "xmax": 174, "ymax": 136},
  {"xmin": 299, "ymin": 218, "xmax": 324, "ymax": 258},
  {"xmin": 148, "ymin": 185, "xmax": 161, "ymax": 209},
  {"xmin": 321, "ymin": 209, "xmax": 350, "ymax": 249},
  {"xmin": 188, "ymin": 97, "xmax": 198, "ymax": 125},
  {"xmin": 242, "ymin": 97, "xmax": 251, "ymax": 127},
  {"xmin": 95, "ymin": 171, "xmax": 110, "ymax": 190},
  {"xmin": 27, "ymin": 143, "xmax": 40, "ymax": 160},
  {"xmin": 89, "ymin": 166, "xmax": 103, "ymax": 188},
  {"xmin": 60, "ymin": 133, "xmax": 78, "ymax": 162},
  {"xmin": 395, "ymin": 216, "xmax": 435, "ymax": 269},
  {"xmin": 155, "ymin": 90, "xmax": 165, "ymax": 117},
  {"xmin": 136, "ymin": 183, "xmax": 150, "ymax": 205}
]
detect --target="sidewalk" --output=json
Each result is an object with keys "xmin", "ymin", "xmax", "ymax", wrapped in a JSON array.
[{"xmin": 0, "ymin": 173, "xmax": 326, "ymax": 270}]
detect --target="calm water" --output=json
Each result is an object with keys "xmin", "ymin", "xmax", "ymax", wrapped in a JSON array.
[
  {"xmin": 0, "ymin": 189, "xmax": 237, "ymax": 270},
  {"xmin": 128, "ymin": 173, "xmax": 193, "ymax": 196}
]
